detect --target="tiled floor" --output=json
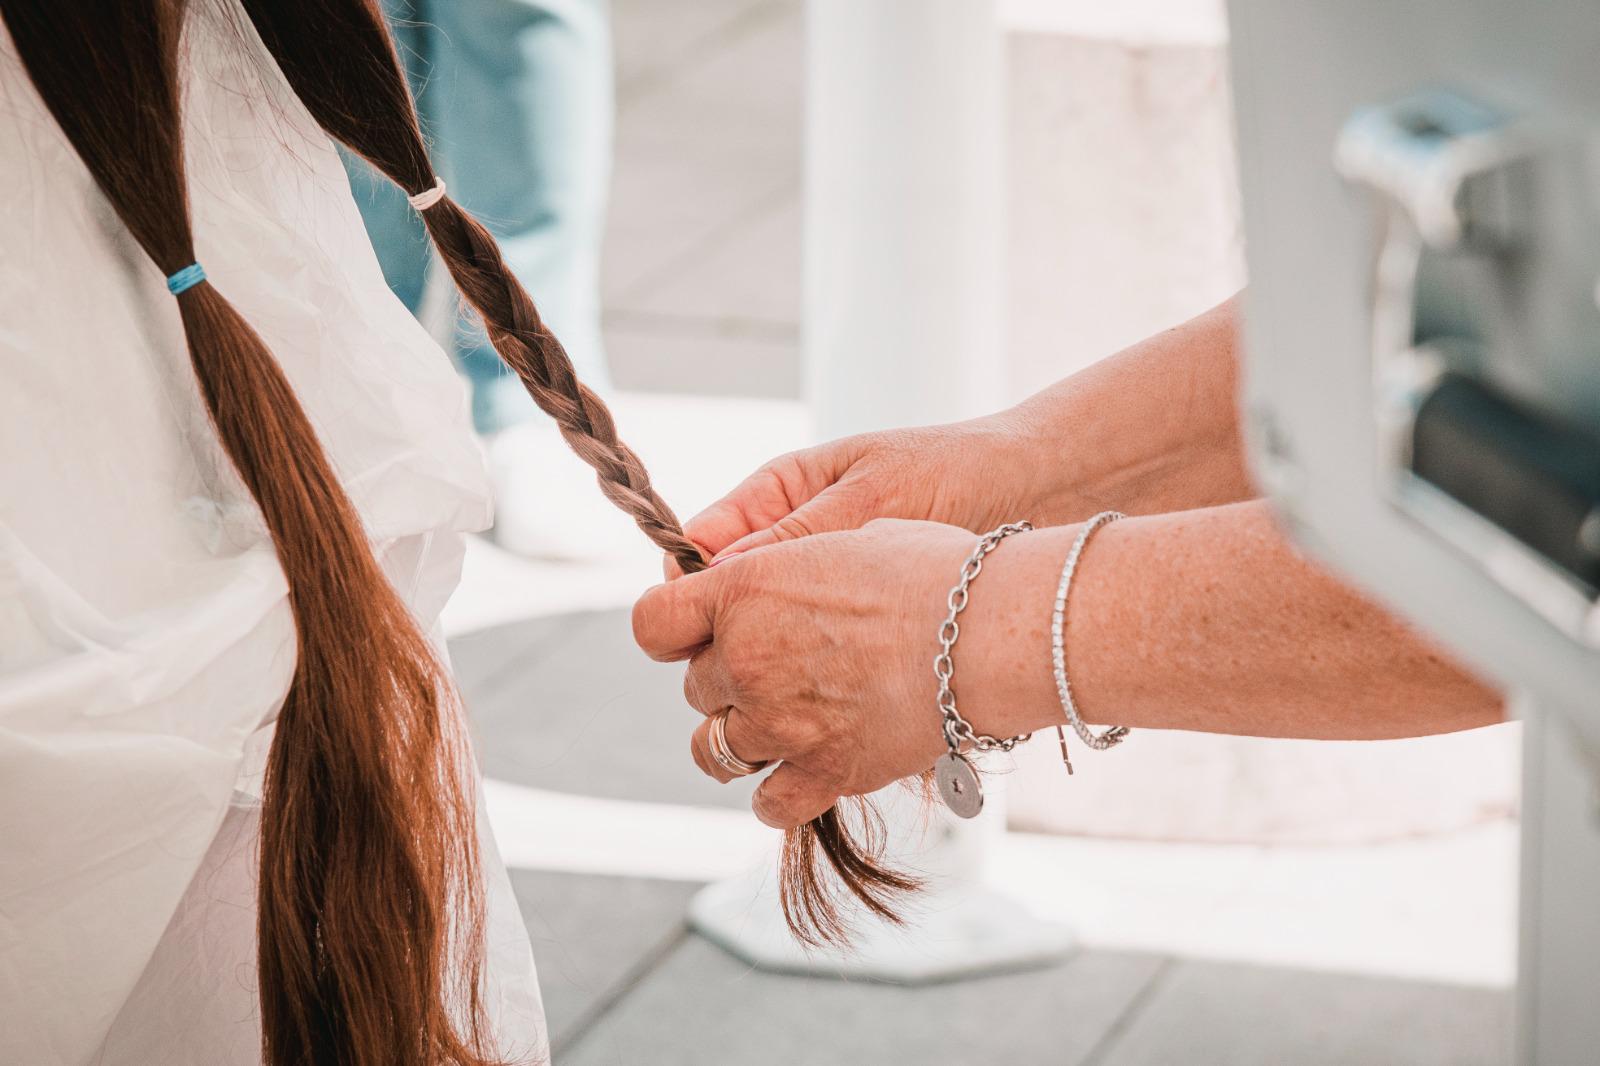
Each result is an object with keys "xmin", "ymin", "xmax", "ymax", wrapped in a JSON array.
[{"xmin": 468, "ymin": 1, "xmax": 1515, "ymax": 1061}]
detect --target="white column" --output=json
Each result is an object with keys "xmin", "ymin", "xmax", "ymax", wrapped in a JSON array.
[
  {"xmin": 804, "ymin": 0, "xmax": 1006, "ymax": 436},
  {"xmin": 688, "ymin": 0, "xmax": 1071, "ymax": 980}
]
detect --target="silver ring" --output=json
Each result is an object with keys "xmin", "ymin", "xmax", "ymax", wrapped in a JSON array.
[{"xmin": 709, "ymin": 712, "xmax": 766, "ymax": 777}]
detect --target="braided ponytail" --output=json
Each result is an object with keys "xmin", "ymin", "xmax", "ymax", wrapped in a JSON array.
[
  {"xmin": 241, "ymin": 0, "xmax": 921, "ymax": 944},
  {"xmin": 240, "ymin": 0, "xmax": 701, "ymax": 575},
  {"xmin": 0, "ymin": 2, "xmax": 504, "ymax": 1063}
]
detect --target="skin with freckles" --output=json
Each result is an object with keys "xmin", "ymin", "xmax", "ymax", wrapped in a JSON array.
[
  {"xmin": 633, "ymin": 297, "xmax": 1505, "ymax": 830},
  {"xmin": 636, "ymin": 519, "xmax": 976, "ymax": 828},
  {"xmin": 672, "ymin": 297, "xmax": 1254, "ymax": 574}
]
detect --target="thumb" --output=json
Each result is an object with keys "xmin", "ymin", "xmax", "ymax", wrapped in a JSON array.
[{"xmin": 632, "ymin": 565, "xmax": 726, "ymax": 662}]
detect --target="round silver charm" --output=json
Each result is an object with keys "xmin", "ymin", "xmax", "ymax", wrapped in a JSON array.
[{"xmin": 934, "ymin": 752, "xmax": 984, "ymax": 819}]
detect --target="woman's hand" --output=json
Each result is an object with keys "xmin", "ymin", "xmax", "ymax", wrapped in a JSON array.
[
  {"xmin": 674, "ymin": 412, "xmax": 1046, "ymax": 572},
  {"xmin": 633, "ymin": 518, "xmax": 1057, "ymax": 829},
  {"xmin": 673, "ymin": 297, "xmax": 1260, "ymax": 575},
  {"xmin": 636, "ymin": 504, "xmax": 1505, "ymax": 832}
]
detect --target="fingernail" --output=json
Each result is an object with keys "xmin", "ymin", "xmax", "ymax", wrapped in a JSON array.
[{"xmin": 708, "ymin": 550, "xmax": 744, "ymax": 568}]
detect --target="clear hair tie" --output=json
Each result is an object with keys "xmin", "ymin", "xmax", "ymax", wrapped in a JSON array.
[{"xmin": 407, "ymin": 179, "xmax": 447, "ymax": 211}]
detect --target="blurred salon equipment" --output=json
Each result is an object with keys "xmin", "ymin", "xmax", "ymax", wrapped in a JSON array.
[{"xmin": 1230, "ymin": 2, "xmax": 1600, "ymax": 1062}]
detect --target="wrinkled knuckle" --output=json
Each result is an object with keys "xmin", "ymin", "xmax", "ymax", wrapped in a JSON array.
[
  {"xmin": 773, "ymin": 710, "xmax": 824, "ymax": 757},
  {"xmin": 808, "ymin": 746, "xmax": 856, "ymax": 791},
  {"xmin": 767, "ymin": 449, "xmax": 811, "ymax": 485},
  {"xmin": 712, "ymin": 556, "xmax": 758, "ymax": 603},
  {"xmin": 718, "ymin": 637, "xmax": 757, "ymax": 687},
  {"xmin": 854, "ymin": 477, "xmax": 888, "ymax": 520},
  {"xmin": 685, "ymin": 654, "xmax": 728, "ymax": 713},
  {"xmin": 744, "ymin": 456, "xmax": 798, "ymax": 510},
  {"xmin": 759, "ymin": 714, "xmax": 796, "ymax": 754},
  {"xmin": 773, "ymin": 512, "xmax": 817, "ymax": 542},
  {"xmin": 730, "ymin": 706, "xmax": 768, "ymax": 745}
]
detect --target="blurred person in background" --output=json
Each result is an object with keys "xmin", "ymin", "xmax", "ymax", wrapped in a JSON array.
[{"xmin": 346, "ymin": 0, "xmax": 615, "ymax": 559}]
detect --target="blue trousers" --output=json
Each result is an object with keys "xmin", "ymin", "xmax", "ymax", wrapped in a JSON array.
[{"xmin": 346, "ymin": 0, "xmax": 613, "ymax": 434}]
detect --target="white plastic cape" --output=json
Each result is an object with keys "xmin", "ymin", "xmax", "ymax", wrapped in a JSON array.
[{"xmin": 0, "ymin": 3, "xmax": 546, "ymax": 1062}]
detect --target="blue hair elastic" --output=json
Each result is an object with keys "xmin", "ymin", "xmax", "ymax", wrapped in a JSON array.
[{"xmin": 165, "ymin": 262, "xmax": 206, "ymax": 296}]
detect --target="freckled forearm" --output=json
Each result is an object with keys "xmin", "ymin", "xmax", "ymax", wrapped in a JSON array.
[
  {"xmin": 953, "ymin": 501, "xmax": 1503, "ymax": 743},
  {"xmin": 1010, "ymin": 296, "xmax": 1257, "ymax": 526}
]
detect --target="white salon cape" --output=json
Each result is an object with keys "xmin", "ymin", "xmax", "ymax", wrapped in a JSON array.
[{"xmin": 0, "ymin": 4, "xmax": 546, "ymax": 1063}]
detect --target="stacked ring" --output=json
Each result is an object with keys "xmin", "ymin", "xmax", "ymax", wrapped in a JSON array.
[{"xmin": 709, "ymin": 712, "xmax": 766, "ymax": 777}]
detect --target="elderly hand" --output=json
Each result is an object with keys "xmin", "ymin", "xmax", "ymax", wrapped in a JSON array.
[
  {"xmin": 634, "ymin": 518, "xmax": 1063, "ymax": 828},
  {"xmin": 672, "ymin": 297, "xmax": 1260, "ymax": 573},
  {"xmin": 672, "ymin": 412, "xmax": 1046, "ymax": 574}
]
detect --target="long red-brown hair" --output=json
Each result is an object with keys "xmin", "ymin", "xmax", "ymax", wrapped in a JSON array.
[
  {"xmin": 1, "ymin": 0, "xmax": 916, "ymax": 1062},
  {"xmin": 2, "ymin": 2, "xmax": 496, "ymax": 1063},
  {"xmin": 237, "ymin": 0, "xmax": 921, "ymax": 948}
]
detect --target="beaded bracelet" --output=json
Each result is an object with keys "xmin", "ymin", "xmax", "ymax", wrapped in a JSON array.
[{"xmin": 1050, "ymin": 511, "xmax": 1131, "ymax": 772}]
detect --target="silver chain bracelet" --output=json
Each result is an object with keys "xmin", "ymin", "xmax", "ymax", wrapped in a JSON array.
[
  {"xmin": 1050, "ymin": 510, "xmax": 1131, "ymax": 772},
  {"xmin": 932, "ymin": 521, "xmax": 1034, "ymax": 818}
]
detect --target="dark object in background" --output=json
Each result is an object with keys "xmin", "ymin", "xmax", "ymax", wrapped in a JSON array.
[{"xmin": 1412, "ymin": 372, "xmax": 1600, "ymax": 592}]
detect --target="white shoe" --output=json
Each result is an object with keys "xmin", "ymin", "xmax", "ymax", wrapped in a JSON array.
[{"xmin": 484, "ymin": 419, "xmax": 644, "ymax": 562}]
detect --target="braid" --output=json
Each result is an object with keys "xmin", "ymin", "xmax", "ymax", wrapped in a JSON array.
[
  {"xmin": 418, "ymin": 196, "xmax": 706, "ymax": 574},
  {"xmin": 242, "ymin": 0, "xmax": 917, "ymax": 944}
]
